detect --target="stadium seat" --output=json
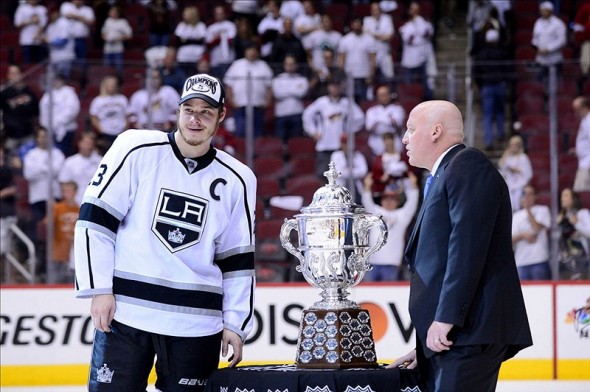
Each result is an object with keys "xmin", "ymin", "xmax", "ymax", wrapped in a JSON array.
[
  {"xmin": 257, "ymin": 177, "xmax": 281, "ymax": 202},
  {"xmin": 255, "ymin": 136, "xmax": 284, "ymax": 157},
  {"xmin": 287, "ymin": 136, "xmax": 316, "ymax": 158},
  {"xmin": 254, "ymin": 157, "xmax": 287, "ymax": 179},
  {"xmin": 289, "ymin": 157, "xmax": 316, "ymax": 177}
]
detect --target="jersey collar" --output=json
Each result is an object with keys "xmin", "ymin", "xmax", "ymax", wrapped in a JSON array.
[{"xmin": 168, "ymin": 131, "xmax": 217, "ymax": 174}]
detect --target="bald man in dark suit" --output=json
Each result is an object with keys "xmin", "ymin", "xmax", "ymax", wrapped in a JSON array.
[{"xmin": 388, "ymin": 100, "xmax": 533, "ymax": 392}]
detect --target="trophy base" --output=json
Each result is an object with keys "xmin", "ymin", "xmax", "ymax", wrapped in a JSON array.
[{"xmin": 295, "ymin": 308, "xmax": 378, "ymax": 369}]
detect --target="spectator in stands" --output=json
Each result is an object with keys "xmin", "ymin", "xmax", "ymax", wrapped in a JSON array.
[
  {"xmin": 0, "ymin": 65, "xmax": 39, "ymax": 151},
  {"xmin": 230, "ymin": 0, "xmax": 259, "ymax": 29},
  {"xmin": 14, "ymin": 0, "xmax": 48, "ymax": 64},
  {"xmin": 206, "ymin": 5, "xmax": 237, "ymax": 79},
  {"xmin": 363, "ymin": 1, "xmax": 395, "ymax": 88},
  {"xmin": 467, "ymin": 0, "xmax": 494, "ymax": 37},
  {"xmin": 512, "ymin": 184, "xmax": 552, "ymax": 280},
  {"xmin": 0, "ymin": 147, "xmax": 18, "ymax": 265},
  {"xmin": 573, "ymin": 2, "xmax": 590, "ymax": 91},
  {"xmin": 308, "ymin": 47, "xmax": 346, "ymax": 99},
  {"xmin": 144, "ymin": 0, "xmax": 175, "ymax": 48},
  {"xmin": 60, "ymin": 0, "xmax": 95, "ymax": 82},
  {"xmin": 39, "ymin": 73, "xmax": 80, "ymax": 157},
  {"xmin": 369, "ymin": 132, "xmax": 408, "ymax": 199},
  {"xmin": 470, "ymin": 5, "xmax": 508, "ymax": 56},
  {"xmin": 224, "ymin": 42, "xmax": 273, "ymax": 137},
  {"xmin": 572, "ymin": 96, "xmax": 590, "ymax": 192},
  {"xmin": 473, "ymin": 28, "xmax": 511, "ymax": 151},
  {"xmin": 531, "ymin": 1, "xmax": 567, "ymax": 92},
  {"xmin": 305, "ymin": 14, "xmax": 342, "ymax": 79},
  {"xmin": 174, "ymin": 6, "xmax": 207, "ymax": 75},
  {"xmin": 127, "ymin": 69, "xmax": 180, "ymax": 132},
  {"xmin": 271, "ymin": 54, "xmax": 309, "ymax": 143},
  {"xmin": 498, "ymin": 135, "xmax": 533, "ymax": 212},
  {"xmin": 46, "ymin": 180, "xmax": 79, "ymax": 284},
  {"xmin": 280, "ymin": 0, "xmax": 304, "ymax": 21},
  {"xmin": 337, "ymin": 17, "xmax": 377, "ymax": 103},
  {"xmin": 399, "ymin": 1, "xmax": 435, "ymax": 101},
  {"xmin": 58, "ymin": 131, "xmax": 102, "ymax": 205},
  {"xmin": 44, "ymin": 7, "xmax": 76, "ymax": 79},
  {"xmin": 361, "ymin": 172, "xmax": 419, "ymax": 281},
  {"xmin": 23, "ymin": 126, "xmax": 65, "ymax": 254},
  {"xmin": 557, "ymin": 187, "xmax": 590, "ymax": 280},
  {"xmin": 158, "ymin": 47, "xmax": 186, "ymax": 94},
  {"xmin": 331, "ymin": 133, "xmax": 369, "ymax": 203},
  {"xmin": 89, "ymin": 74, "xmax": 128, "ymax": 153},
  {"xmin": 233, "ymin": 16, "xmax": 260, "ymax": 60},
  {"xmin": 101, "ymin": 5, "xmax": 132, "ymax": 78},
  {"xmin": 294, "ymin": 0, "xmax": 321, "ymax": 50},
  {"xmin": 269, "ymin": 17, "xmax": 308, "ymax": 71},
  {"xmin": 302, "ymin": 77, "xmax": 365, "ymax": 178},
  {"xmin": 258, "ymin": 0, "xmax": 284, "ymax": 60},
  {"xmin": 365, "ymin": 84, "xmax": 405, "ymax": 156}
]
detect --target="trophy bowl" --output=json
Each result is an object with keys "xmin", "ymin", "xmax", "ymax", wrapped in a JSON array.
[{"xmin": 280, "ymin": 162, "xmax": 387, "ymax": 368}]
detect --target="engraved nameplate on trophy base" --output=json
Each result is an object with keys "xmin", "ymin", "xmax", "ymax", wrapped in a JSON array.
[{"xmin": 295, "ymin": 308, "xmax": 378, "ymax": 369}]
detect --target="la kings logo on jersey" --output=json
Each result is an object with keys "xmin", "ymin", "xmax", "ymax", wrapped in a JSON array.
[{"xmin": 152, "ymin": 189, "xmax": 208, "ymax": 252}]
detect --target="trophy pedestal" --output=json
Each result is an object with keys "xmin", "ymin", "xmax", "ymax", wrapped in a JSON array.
[{"xmin": 295, "ymin": 308, "xmax": 378, "ymax": 369}]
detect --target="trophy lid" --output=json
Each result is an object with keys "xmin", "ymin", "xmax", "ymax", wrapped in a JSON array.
[{"xmin": 300, "ymin": 162, "xmax": 364, "ymax": 214}]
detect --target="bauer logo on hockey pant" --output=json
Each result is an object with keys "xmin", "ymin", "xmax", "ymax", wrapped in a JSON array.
[{"xmin": 152, "ymin": 188, "xmax": 208, "ymax": 252}]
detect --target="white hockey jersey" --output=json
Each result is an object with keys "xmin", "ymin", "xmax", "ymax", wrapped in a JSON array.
[{"xmin": 74, "ymin": 129, "xmax": 257, "ymax": 340}]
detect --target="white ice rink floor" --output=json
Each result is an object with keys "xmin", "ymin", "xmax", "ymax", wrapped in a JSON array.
[{"xmin": 3, "ymin": 381, "xmax": 590, "ymax": 392}]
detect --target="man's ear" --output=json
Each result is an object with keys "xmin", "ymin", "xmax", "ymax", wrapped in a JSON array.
[
  {"xmin": 218, "ymin": 106, "xmax": 227, "ymax": 123},
  {"xmin": 431, "ymin": 123, "xmax": 442, "ymax": 142}
]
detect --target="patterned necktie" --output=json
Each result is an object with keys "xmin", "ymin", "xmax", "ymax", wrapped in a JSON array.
[{"xmin": 423, "ymin": 175, "xmax": 433, "ymax": 198}]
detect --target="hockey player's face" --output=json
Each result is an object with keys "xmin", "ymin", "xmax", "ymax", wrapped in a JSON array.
[{"xmin": 177, "ymin": 99, "xmax": 225, "ymax": 153}]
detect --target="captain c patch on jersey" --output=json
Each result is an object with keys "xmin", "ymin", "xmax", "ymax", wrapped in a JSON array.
[{"xmin": 152, "ymin": 188, "xmax": 209, "ymax": 252}]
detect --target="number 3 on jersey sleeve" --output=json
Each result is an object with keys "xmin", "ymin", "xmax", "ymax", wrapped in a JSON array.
[{"xmin": 90, "ymin": 163, "xmax": 108, "ymax": 186}]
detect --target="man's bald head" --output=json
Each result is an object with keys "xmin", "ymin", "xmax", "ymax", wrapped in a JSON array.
[{"xmin": 403, "ymin": 100, "xmax": 465, "ymax": 171}]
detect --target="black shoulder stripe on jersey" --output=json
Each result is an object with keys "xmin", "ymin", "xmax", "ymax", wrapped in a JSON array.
[
  {"xmin": 215, "ymin": 252, "xmax": 255, "ymax": 273},
  {"xmin": 241, "ymin": 276, "xmax": 255, "ymax": 331},
  {"xmin": 214, "ymin": 157, "xmax": 254, "ymax": 244},
  {"xmin": 97, "ymin": 141, "xmax": 170, "ymax": 199},
  {"xmin": 78, "ymin": 203, "xmax": 121, "ymax": 234},
  {"xmin": 113, "ymin": 276, "xmax": 223, "ymax": 310}
]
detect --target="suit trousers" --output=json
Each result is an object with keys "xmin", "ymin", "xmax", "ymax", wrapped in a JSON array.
[{"xmin": 417, "ymin": 339, "xmax": 508, "ymax": 392}]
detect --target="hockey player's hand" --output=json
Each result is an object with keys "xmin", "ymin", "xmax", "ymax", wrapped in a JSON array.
[
  {"xmin": 91, "ymin": 294, "xmax": 116, "ymax": 332},
  {"xmin": 222, "ymin": 329, "xmax": 243, "ymax": 367}
]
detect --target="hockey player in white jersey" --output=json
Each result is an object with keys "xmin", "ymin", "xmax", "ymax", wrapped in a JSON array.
[{"xmin": 74, "ymin": 73, "xmax": 257, "ymax": 391}]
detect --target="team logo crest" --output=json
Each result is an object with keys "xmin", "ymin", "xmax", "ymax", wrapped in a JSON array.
[
  {"xmin": 97, "ymin": 363, "xmax": 114, "ymax": 383},
  {"xmin": 152, "ymin": 189, "xmax": 208, "ymax": 252}
]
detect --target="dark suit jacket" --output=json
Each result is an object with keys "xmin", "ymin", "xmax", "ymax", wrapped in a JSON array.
[{"xmin": 405, "ymin": 145, "xmax": 533, "ymax": 359}]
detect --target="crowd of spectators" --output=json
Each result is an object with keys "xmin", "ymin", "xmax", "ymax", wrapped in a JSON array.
[{"xmin": 1, "ymin": 0, "xmax": 590, "ymax": 283}]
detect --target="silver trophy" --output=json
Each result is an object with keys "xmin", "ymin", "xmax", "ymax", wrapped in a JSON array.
[{"xmin": 280, "ymin": 162, "xmax": 387, "ymax": 368}]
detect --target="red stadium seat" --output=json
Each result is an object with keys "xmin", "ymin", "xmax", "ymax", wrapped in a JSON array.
[
  {"xmin": 287, "ymin": 136, "xmax": 316, "ymax": 158},
  {"xmin": 257, "ymin": 177, "xmax": 281, "ymax": 202},
  {"xmin": 254, "ymin": 157, "xmax": 287, "ymax": 179},
  {"xmin": 285, "ymin": 175, "xmax": 323, "ymax": 204}
]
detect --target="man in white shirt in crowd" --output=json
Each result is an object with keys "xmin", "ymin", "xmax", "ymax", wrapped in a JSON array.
[
  {"xmin": 14, "ymin": 0, "xmax": 48, "ymax": 64},
  {"xmin": 58, "ymin": 131, "xmax": 102, "ymax": 205},
  {"xmin": 224, "ymin": 43, "xmax": 274, "ymax": 137},
  {"xmin": 365, "ymin": 84, "xmax": 406, "ymax": 156},
  {"xmin": 330, "ymin": 133, "xmax": 369, "ymax": 203},
  {"xmin": 39, "ymin": 73, "xmax": 80, "ymax": 157},
  {"xmin": 302, "ymin": 77, "xmax": 365, "ymax": 178},
  {"xmin": 512, "ymin": 185, "xmax": 552, "ymax": 280},
  {"xmin": 60, "ymin": 0, "xmax": 94, "ymax": 77},
  {"xmin": 361, "ymin": 172, "xmax": 419, "ymax": 281},
  {"xmin": 127, "ymin": 69, "xmax": 180, "ymax": 132},
  {"xmin": 399, "ymin": 1, "xmax": 435, "ymax": 100},
  {"xmin": 532, "ymin": 1, "xmax": 567, "ymax": 90},
  {"xmin": 338, "ymin": 17, "xmax": 377, "ymax": 103},
  {"xmin": 363, "ymin": 1, "xmax": 395, "ymax": 88},
  {"xmin": 271, "ymin": 54, "xmax": 309, "ymax": 143},
  {"xmin": 572, "ymin": 96, "xmax": 590, "ymax": 192},
  {"xmin": 44, "ymin": 8, "xmax": 76, "ymax": 79},
  {"xmin": 294, "ymin": 0, "xmax": 321, "ymax": 49},
  {"xmin": 206, "ymin": 5, "xmax": 236, "ymax": 79}
]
